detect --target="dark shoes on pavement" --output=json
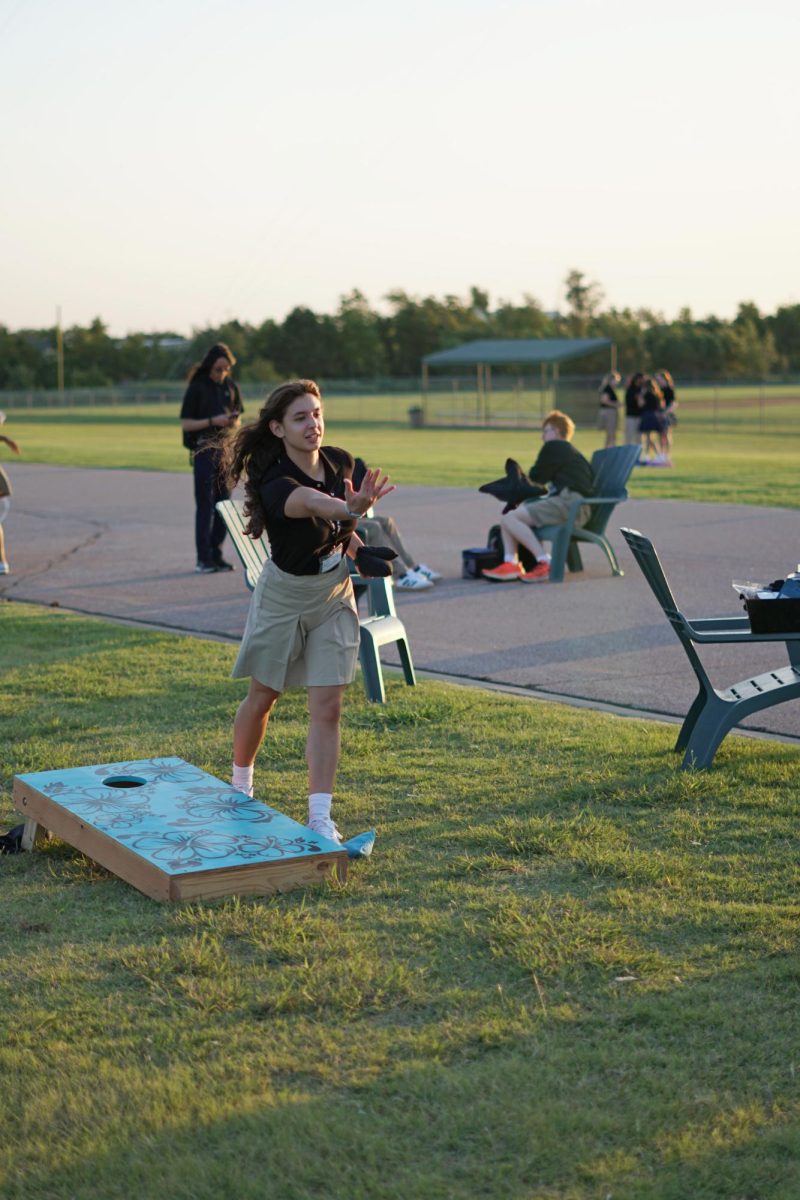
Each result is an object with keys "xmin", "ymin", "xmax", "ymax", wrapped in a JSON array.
[{"xmin": 195, "ymin": 557, "xmax": 235, "ymax": 574}]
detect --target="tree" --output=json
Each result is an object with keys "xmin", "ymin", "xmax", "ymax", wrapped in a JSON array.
[
  {"xmin": 334, "ymin": 290, "xmax": 387, "ymax": 378},
  {"xmin": 273, "ymin": 307, "xmax": 338, "ymax": 379},
  {"xmin": 722, "ymin": 318, "xmax": 775, "ymax": 379},
  {"xmin": 768, "ymin": 304, "xmax": 800, "ymax": 372},
  {"xmin": 564, "ymin": 269, "xmax": 604, "ymax": 337},
  {"xmin": 593, "ymin": 309, "xmax": 647, "ymax": 377},
  {"xmin": 63, "ymin": 318, "xmax": 116, "ymax": 386},
  {"xmin": 470, "ymin": 286, "xmax": 490, "ymax": 318},
  {"xmin": 491, "ymin": 294, "xmax": 552, "ymax": 339},
  {"xmin": 382, "ymin": 289, "xmax": 496, "ymax": 375}
]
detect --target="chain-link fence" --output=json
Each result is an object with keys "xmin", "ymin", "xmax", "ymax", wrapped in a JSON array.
[{"xmin": 3, "ymin": 377, "xmax": 800, "ymax": 432}]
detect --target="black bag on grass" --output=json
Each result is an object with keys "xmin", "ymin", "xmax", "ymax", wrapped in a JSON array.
[{"xmin": 0, "ymin": 824, "xmax": 24, "ymax": 854}]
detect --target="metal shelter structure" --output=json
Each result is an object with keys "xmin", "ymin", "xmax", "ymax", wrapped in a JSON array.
[{"xmin": 421, "ymin": 338, "xmax": 615, "ymax": 417}]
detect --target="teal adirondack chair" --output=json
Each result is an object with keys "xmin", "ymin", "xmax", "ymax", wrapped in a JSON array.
[
  {"xmin": 621, "ymin": 527, "xmax": 800, "ymax": 768},
  {"xmin": 216, "ymin": 499, "xmax": 415, "ymax": 704},
  {"xmin": 532, "ymin": 444, "xmax": 641, "ymax": 582}
]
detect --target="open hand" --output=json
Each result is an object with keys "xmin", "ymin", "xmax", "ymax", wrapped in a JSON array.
[{"xmin": 344, "ymin": 466, "xmax": 395, "ymax": 516}]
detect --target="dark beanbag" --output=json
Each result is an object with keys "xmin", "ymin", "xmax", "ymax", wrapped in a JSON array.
[
  {"xmin": 355, "ymin": 545, "xmax": 397, "ymax": 577},
  {"xmin": 479, "ymin": 458, "xmax": 548, "ymax": 513},
  {"xmin": 0, "ymin": 823, "xmax": 24, "ymax": 854}
]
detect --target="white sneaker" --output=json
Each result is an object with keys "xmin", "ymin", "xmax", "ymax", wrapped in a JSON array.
[
  {"xmin": 0, "ymin": 562, "xmax": 9, "ymax": 575},
  {"xmin": 396, "ymin": 570, "xmax": 433, "ymax": 590},
  {"xmin": 307, "ymin": 816, "xmax": 342, "ymax": 844},
  {"xmin": 415, "ymin": 563, "xmax": 441, "ymax": 582}
]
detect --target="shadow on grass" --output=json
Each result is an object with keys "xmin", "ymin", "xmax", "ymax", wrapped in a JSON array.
[{"xmin": 5, "ymin": 954, "xmax": 799, "ymax": 1200}]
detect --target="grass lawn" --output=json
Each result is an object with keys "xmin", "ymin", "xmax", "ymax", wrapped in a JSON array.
[
  {"xmin": 2, "ymin": 603, "xmax": 799, "ymax": 1199},
  {"xmin": 5, "ymin": 396, "xmax": 800, "ymax": 508}
]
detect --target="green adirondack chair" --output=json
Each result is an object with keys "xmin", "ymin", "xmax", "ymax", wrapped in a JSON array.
[
  {"xmin": 525, "ymin": 444, "xmax": 641, "ymax": 582},
  {"xmin": 621, "ymin": 526, "xmax": 800, "ymax": 769},
  {"xmin": 216, "ymin": 499, "xmax": 415, "ymax": 704}
]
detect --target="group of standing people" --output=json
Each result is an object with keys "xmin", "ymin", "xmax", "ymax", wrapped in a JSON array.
[{"xmin": 597, "ymin": 370, "xmax": 677, "ymax": 463}]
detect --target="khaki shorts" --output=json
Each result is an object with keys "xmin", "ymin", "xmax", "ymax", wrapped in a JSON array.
[
  {"xmin": 232, "ymin": 558, "xmax": 360, "ymax": 692},
  {"xmin": 596, "ymin": 407, "xmax": 618, "ymax": 433},
  {"xmin": 523, "ymin": 488, "xmax": 591, "ymax": 530},
  {"xmin": 624, "ymin": 416, "xmax": 642, "ymax": 444}
]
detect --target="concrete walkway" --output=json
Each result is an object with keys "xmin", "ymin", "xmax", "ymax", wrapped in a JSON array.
[{"xmin": 2, "ymin": 463, "xmax": 799, "ymax": 744}]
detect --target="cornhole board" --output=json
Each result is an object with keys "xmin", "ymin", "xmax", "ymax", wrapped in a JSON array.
[{"xmin": 12, "ymin": 756, "xmax": 348, "ymax": 901}]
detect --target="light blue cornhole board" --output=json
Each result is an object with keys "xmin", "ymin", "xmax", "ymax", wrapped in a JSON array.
[{"xmin": 13, "ymin": 756, "xmax": 349, "ymax": 901}]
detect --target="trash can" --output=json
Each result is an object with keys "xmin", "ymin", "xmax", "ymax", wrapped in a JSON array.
[{"xmin": 408, "ymin": 406, "xmax": 424, "ymax": 429}]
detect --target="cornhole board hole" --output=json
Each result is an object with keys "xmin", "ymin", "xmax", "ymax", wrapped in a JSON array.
[{"xmin": 12, "ymin": 756, "xmax": 348, "ymax": 902}]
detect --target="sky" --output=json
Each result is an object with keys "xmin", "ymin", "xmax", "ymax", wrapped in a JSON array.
[{"xmin": 2, "ymin": 0, "xmax": 798, "ymax": 335}]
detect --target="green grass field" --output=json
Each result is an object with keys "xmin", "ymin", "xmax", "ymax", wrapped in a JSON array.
[
  {"xmin": 2, "ymin": 603, "xmax": 800, "ymax": 1199},
  {"xmin": 5, "ymin": 391, "xmax": 800, "ymax": 507}
]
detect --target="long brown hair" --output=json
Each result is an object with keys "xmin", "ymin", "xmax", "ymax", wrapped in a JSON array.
[
  {"xmin": 220, "ymin": 379, "xmax": 321, "ymax": 538},
  {"xmin": 187, "ymin": 341, "xmax": 236, "ymax": 383}
]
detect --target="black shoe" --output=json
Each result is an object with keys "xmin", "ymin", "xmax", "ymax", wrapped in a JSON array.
[
  {"xmin": 195, "ymin": 561, "xmax": 219, "ymax": 574},
  {"xmin": 212, "ymin": 556, "xmax": 234, "ymax": 572}
]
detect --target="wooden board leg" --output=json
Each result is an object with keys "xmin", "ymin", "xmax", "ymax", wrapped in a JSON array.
[{"xmin": 21, "ymin": 817, "xmax": 41, "ymax": 851}]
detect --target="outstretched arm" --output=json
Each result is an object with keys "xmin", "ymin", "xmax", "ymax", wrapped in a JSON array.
[
  {"xmin": 284, "ymin": 467, "xmax": 394, "ymax": 520},
  {"xmin": 0, "ymin": 435, "xmax": 20, "ymax": 455}
]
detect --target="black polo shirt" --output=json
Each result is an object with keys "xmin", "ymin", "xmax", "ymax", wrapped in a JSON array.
[
  {"xmin": 258, "ymin": 447, "xmax": 357, "ymax": 575},
  {"xmin": 624, "ymin": 383, "xmax": 642, "ymax": 418},
  {"xmin": 180, "ymin": 376, "xmax": 243, "ymax": 448}
]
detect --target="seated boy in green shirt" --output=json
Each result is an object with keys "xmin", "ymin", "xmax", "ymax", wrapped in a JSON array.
[{"xmin": 483, "ymin": 410, "xmax": 593, "ymax": 584}]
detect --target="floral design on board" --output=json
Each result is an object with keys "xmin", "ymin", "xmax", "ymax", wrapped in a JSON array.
[
  {"xmin": 119, "ymin": 828, "xmax": 327, "ymax": 870},
  {"xmin": 234, "ymin": 834, "xmax": 324, "ymax": 859},
  {"xmin": 42, "ymin": 786, "xmax": 152, "ymax": 829},
  {"xmin": 119, "ymin": 829, "xmax": 241, "ymax": 870},
  {"xmin": 175, "ymin": 789, "xmax": 278, "ymax": 826},
  {"xmin": 92, "ymin": 759, "xmax": 205, "ymax": 787}
]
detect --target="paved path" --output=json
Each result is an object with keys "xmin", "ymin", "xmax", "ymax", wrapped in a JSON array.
[{"xmin": 3, "ymin": 463, "xmax": 799, "ymax": 743}]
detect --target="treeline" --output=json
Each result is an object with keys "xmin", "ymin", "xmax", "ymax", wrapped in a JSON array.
[{"xmin": 2, "ymin": 273, "xmax": 800, "ymax": 390}]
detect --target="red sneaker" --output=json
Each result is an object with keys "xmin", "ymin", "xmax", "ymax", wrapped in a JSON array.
[
  {"xmin": 520, "ymin": 562, "xmax": 551, "ymax": 583},
  {"xmin": 482, "ymin": 561, "xmax": 523, "ymax": 581}
]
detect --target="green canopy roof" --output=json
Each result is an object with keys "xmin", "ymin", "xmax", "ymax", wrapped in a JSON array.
[{"xmin": 422, "ymin": 338, "xmax": 612, "ymax": 367}]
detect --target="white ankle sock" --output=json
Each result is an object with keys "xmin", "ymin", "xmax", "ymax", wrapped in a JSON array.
[
  {"xmin": 504, "ymin": 555, "xmax": 517, "ymax": 563},
  {"xmin": 308, "ymin": 792, "xmax": 333, "ymax": 823},
  {"xmin": 232, "ymin": 763, "xmax": 254, "ymax": 797},
  {"xmin": 540, "ymin": 553, "xmax": 552, "ymax": 564}
]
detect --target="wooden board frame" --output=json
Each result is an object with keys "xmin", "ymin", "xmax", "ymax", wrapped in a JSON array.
[{"xmin": 13, "ymin": 757, "xmax": 348, "ymax": 901}]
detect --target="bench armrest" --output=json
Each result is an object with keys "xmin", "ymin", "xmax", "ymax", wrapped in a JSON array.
[
  {"xmin": 689, "ymin": 626, "xmax": 800, "ymax": 644},
  {"xmin": 673, "ymin": 611, "xmax": 800, "ymax": 643},
  {"xmin": 582, "ymin": 493, "xmax": 627, "ymax": 508},
  {"xmin": 689, "ymin": 616, "xmax": 750, "ymax": 630}
]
